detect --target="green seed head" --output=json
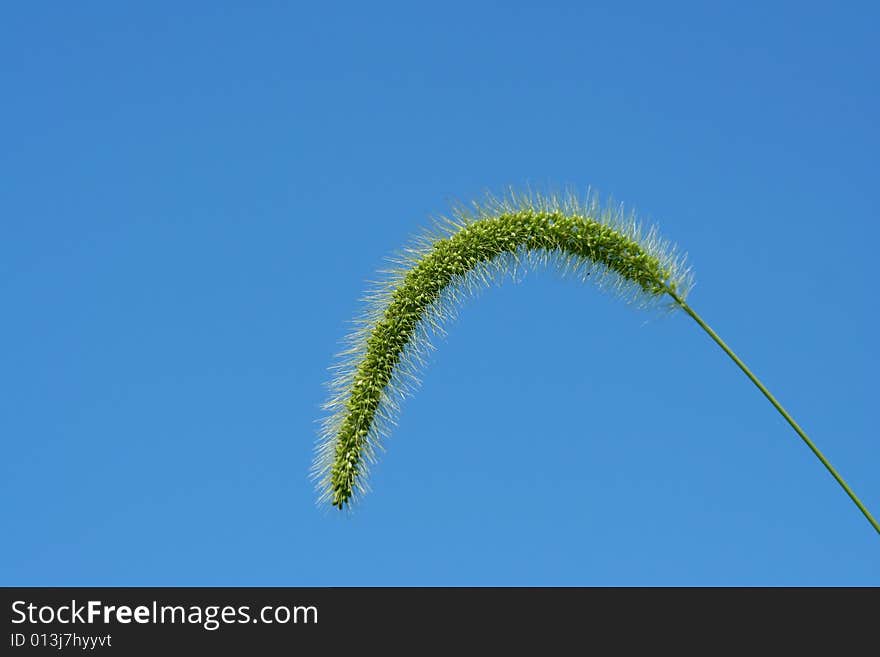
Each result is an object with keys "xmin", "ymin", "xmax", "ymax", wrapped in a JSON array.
[{"xmin": 313, "ymin": 190, "xmax": 693, "ymax": 509}]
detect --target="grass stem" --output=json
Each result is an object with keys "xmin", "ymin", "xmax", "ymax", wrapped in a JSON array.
[{"xmin": 667, "ymin": 289, "xmax": 880, "ymax": 536}]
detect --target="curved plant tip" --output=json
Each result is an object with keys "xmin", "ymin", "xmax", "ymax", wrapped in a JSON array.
[{"xmin": 313, "ymin": 188, "xmax": 879, "ymax": 536}]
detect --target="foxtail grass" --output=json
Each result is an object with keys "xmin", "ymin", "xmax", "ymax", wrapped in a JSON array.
[{"xmin": 313, "ymin": 189, "xmax": 878, "ymax": 536}]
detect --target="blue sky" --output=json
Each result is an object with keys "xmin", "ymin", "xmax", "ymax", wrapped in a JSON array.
[{"xmin": 2, "ymin": 1, "xmax": 878, "ymax": 585}]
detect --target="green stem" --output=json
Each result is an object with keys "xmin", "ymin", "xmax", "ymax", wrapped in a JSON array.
[{"xmin": 667, "ymin": 289, "xmax": 880, "ymax": 536}]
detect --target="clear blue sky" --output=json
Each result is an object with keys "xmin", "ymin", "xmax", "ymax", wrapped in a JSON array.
[{"xmin": 2, "ymin": 1, "xmax": 878, "ymax": 585}]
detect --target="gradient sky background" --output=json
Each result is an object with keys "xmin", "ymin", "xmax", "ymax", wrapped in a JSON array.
[{"xmin": 2, "ymin": 1, "xmax": 878, "ymax": 585}]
